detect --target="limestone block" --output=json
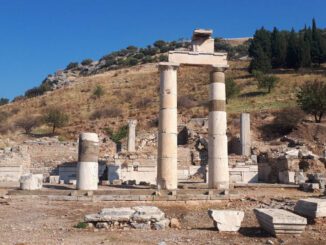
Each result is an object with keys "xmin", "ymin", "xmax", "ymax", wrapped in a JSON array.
[
  {"xmin": 100, "ymin": 207, "xmax": 135, "ymax": 221},
  {"xmin": 59, "ymin": 180, "xmax": 65, "ymax": 184},
  {"xmin": 69, "ymin": 179, "xmax": 77, "ymax": 185},
  {"xmin": 209, "ymin": 83, "xmax": 226, "ymax": 100},
  {"xmin": 294, "ymin": 198, "xmax": 326, "ymax": 218},
  {"xmin": 301, "ymin": 183, "xmax": 319, "ymax": 192},
  {"xmin": 285, "ymin": 149, "xmax": 299, "ymax": 158},
  {"xmin": 133, "ymin": 206, "xmax": 165, "ymax": 222},
  {"xmin": 154, "ymin": 218, "xmax": 170, "ymax": 230},
  {"xmin": 168, "ymin": 51, "xmax": 227, "ymax": 66},
  {"xmin": 208, "ymin": 210, "xmax": 244, "ymax": 232},
  {"xmin": 19, "ymin": 174, "xmax": 43, "ymax": 190},
  {"xmin": 254, "ymin": 208, "xmax": 307, "ymax": 236},
  {"xmin": 49, "ymin": 175, "xmax": 60, "ymax": 184},
  {"xmin": 278, "ymin": 171, "xmax": 295, "ymax": 184}
]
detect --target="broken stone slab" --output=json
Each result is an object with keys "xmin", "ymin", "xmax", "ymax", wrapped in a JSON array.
[
  {"xmin": 132, "ymin": 206, "xmax": 165, "ymax": 222},
  {"xmin": 285, "ymin": 149, "xmax": 299, "ymax": 158},
  {"xmin": 153, "ymin": 218, "xmax": 170, "ymax": 230},
  {"xmin": 99, "ymin": 207, "xmax": 135, "ymax": 221},
  {"xmin": 68, "ymin": 179, "xmax": 77, "ymax": 185},
  {"xmin": 19, "ymin": 174, "xmax": 43, "ymax": 190},
  {"xmin": 208, "ymin": 210, "xmax": 244, "ymax": 232},
  {"xmin": 301, "ymin": 183, "xmax": 319, "ymax": 192},
  {"xmin": 294, "ymin": 198, "xmax": 326, "ymax": 218},
  {"xmin": 254, "ymin": 208, "xmax": 307, "ymax": 236}
]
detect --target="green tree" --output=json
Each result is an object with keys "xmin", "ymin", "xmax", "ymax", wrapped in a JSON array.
[
  {"xmin": 249, "ymin": 45, "xmax": 272, "ymax": 73},
  {"xmin": 296, "ymin": 80, "xmax": 326, "ymax": 123},
  {"xmin": 253, "ymin": 71, "xmax": 279, "ymax": 93},
  {"xmin": 225, "ymin": 78, "xmax": 240, "ymax": 103},
  {"xmin": 271, "ymin": 28, "xmax": 287, "ymax": 68},
  {"xmin": 0, "ymin": 98, "xmax": 9, "ymax": 106},
  {"xmin": 104, "ymin": 125, "xmax": 128, "ymax": 144},
  {"xmin": 81, "ymin": 58, "xmax": 93, "ymax": 66},
  {"xmin": 286, "ymin": 29, "xmax": 300, "ymax": 69},
  {"xmin": 44, "ymin": 108, "xmax": 69, "ymax": 134}
]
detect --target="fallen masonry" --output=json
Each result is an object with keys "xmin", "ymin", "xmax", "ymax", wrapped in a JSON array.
[
  {"xmin": 19, "ymin": 173, "xmax": 43, "ymax": 190},
  {"xmin": 84, "ymin": 206, "xmax": 170, "ymax": 230},
  {"xmin": 294, "ymin": 198, "xmax": 326, "ymax": 218},
  {"xmin": 208, "ymin": 209, "xmax": 244, "ymax": 232},
  {"xmin": 254, "ymin": 208, "xmax": 307, "ymax": 236}
]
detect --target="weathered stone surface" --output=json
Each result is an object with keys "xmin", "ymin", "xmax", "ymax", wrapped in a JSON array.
[
  {"xmin": 301, "ymin": 183, "xmax": 319, "ymax": 192},
  {"xmin": 170, "ymin": 218, "xmax": 181, "ymax": 229},
  {"xmin": 208, "ymin": 210, "xmax": 244, "ymax": 232},
  {"xmin": 19, "ymin": 174, "xmax": 43, "ymax": 190},
  {"xmin": 133, "ymin": 206, "xmax": 165, "ymax": 222},
  {"xmin": 294, "ymin": 198, "xmax": 326, "ymax": 218},
  {"xmin": 95, "ymin": 222, "xmax": 109, "ymax": 229},
  {"xmin": 84, "ymin": 206, "xmax": 168, "ymax": 230},
  {"xmin": 254, "ymin": 208, "xmax": 307, "ymax": 236},
  {"xmin": 49, "ymin": 175, "xmax": 60, "ymax": 184}
]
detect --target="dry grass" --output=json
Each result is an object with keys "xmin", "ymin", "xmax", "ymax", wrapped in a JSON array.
[{"xmin": 1, "ymin": 61, "xmax": 326, "ymax": 141}]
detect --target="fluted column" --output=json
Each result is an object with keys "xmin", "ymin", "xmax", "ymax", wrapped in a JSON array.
[
  {"xmin": 127, "ymin": 119, "xmax": 137, "ymax": 152},
  {"xmin": 157, "ymin": 62, "xmax": 179, "ymax": 190},
  {"xmin": 77, "ymin": 132, "xmax": 99, "ymax": 190},
  {"xmin": 208, "ymin": 65, "xmax": 229, "ymax": 190}
]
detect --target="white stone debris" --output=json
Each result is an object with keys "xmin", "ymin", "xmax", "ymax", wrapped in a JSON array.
[
  {"xmin": 19, "ymin": 174, "xmax": 43, "ymax": 190},
  {"xmin": 208, "ymin": 210, "xmax": 244, "ymax": 232},
  {"xmin": 294, "ymin": 198, "xmax": 326, "ymax": 218},
  {"xmin": 254, "ymin": 208, "xmax": 307, "ymax": 236},
  {"xmin": 84, "ymin": 206, "xmax": 169, "ymax": 230}
]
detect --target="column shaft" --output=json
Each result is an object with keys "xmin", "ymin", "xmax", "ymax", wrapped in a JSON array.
[
  {"xmin": 208, "ymin": 65, "xmax": 229, "ymax": 190},
  {"xmin": 77, "ymin": 133, "xmax": 99, "ymax": 190},
  {"xmin": 127, "ymin": 120, "xmax": 137, "ymax": 152},
  {"xmin": 240, "ymin": 113, "xmax": 251, "ymax": 156},
  {"xmin": 157, "ymin": 62, "xmax": 179, "ymax": 190}
]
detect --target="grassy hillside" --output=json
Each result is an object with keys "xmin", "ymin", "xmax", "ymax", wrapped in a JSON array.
[{"xmin": 0, "ymin": 60, "xmax": 326, "ymax": 143}]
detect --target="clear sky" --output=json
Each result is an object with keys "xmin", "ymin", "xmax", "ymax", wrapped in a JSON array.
[{"xmin": 1, "ymin": 0, "xmax": 326, "ymax": 100}]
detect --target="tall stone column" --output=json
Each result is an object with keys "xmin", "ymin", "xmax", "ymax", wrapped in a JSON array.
[
  {"xmin": 157, "ymin": 62, "xmax": 179, "ymax": 190},
  {"xmin": 127, "ymin": 120, "xmax": 137, "ymax": 152},
  {"xmin": 77, "ymin": 132, "xmax": 99, "ymax": 190},
  {"xmin": 208, "ymin": 65, "xmax": 229, "ymax": 190},
  {"xmin": 240, "ymin": 113, "xmax": 251, "ymax": 156}
]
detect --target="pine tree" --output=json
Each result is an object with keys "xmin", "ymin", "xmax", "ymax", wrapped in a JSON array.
[
  {"xmin": 249, "ymin": 45, "xmax": 272, "ymax": 73},
  {"xmin": 271, "ymin": 27, "xmax": 287, "ymax": 68},
  {"xmin": 298, "ymin": 33, "xmax": 311, "ymax": 67},
  {"xmin": 286, "ymin": 29, "xmax": 300, "ymax": 69},
  {"xmin": 311, "ymin": 18, "xmax": 323, "ymax": 65}
]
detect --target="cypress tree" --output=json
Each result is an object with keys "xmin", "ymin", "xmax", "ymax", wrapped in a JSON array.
[
  {"xmin": 271, "ymin": 27, "xmax": 287, "ymax": 68},
  {"xmin": 286, "ymin": 29, "xmax": 300, "ymax": 69}
]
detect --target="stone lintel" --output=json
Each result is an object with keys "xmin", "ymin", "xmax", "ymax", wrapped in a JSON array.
[
  {"xmin": 158, "ymin": 62, "xmax": 179, "ymax": 71},
  {"xmin": 168, "ymin": 51, "xmax": 227, "ymax": 66}
]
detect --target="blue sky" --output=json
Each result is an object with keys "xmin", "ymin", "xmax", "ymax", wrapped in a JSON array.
[{"xmin": 1, "ymin": 0, "xmax": 326, "ymax": 100}]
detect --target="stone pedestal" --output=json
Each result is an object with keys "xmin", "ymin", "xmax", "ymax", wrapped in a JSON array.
[
  {"xmin": 157, "ymin": 62, "xmax": 179, "ymax": 190},
  {"xmin": 240, "ymin": 113, "xmax": 251, "ymax": 156},
  {"xmin": 127, "ymin": 120, "xmax": 137, "ymax": 152},
  {"xmin": 208, "ymin": 65, "xmax": 229, "ymax": 190},
  {"xmin": 77, "ymin": 133, "xmax": 99, "ymax": 190},
  {"xmin": 20, "ymin": 174, "xmax": 43, "ymax": 190}
]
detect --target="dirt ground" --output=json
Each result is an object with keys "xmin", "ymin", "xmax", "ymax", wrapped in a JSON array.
[{"xmin": 0, "ymin": 188, "xmax": 326, "ymax": 245}]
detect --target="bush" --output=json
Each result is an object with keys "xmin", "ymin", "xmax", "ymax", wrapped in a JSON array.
[
  {"xmin": 90, "ymin": 108, "xmax": 123, "ymax": 120},
  {"xmin": 136, "ymin": 97, "xmax": 152, "ymax": 108},
  {"xmin": 253, "ymin": 71, "xmax": 279, "ymax": 93},
  {"xmin": 81, "ymin": 58, "xmax": 93, "ymax": 66},
  {"xmin": 24, "ymin": 83, "xmax": 51, "ymax": 98},
  {"xmin": 92, "ymin": 85, "xmax": 105, "ymax": 99},
  {"xmin": 178, "ymin": 96, "xmax": 197, "ymax": 109},
  {"xmin": 0, "ymin": 98, "xmax": 9, "ymax": 106},
  {"xmin": 75, "ymin": 222, "xmax": 87, "ymax": 229},
  {"xmin": 297, "ymin": 80, "xmax": 326, "ymax": 123},
  {"xmin": 12, "ymin": 95, "xmax": 25, "ymax": 102},
  {"xmin": 104, "ymin": 125, "xmax": 128, "ymax": 144},
  {"xmin": 66, "ymin": 62, "xmax": 79, "ymax": 70},
  {"xmin": 126, "ymin": 57, "xmax": 138, "ymax": 66},
  {"xmin": 15, "ymin": 115, "xmax": 41, "ymax": 134},
  {"xmin": 225, "ymin": 78, "xmax": 240, "ymax": 103},
  {"xmin": 44, "ymin": 108, "xmax": 69, "ymax": 134},
  {"xmin": 159, "ymin": 54, "xmax": 168, "ymax": 62}
]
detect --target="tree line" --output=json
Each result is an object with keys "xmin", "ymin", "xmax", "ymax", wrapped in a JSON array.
[{"xmin": 249, "ymin": 18, "xmax": 326, "ymax": 72}]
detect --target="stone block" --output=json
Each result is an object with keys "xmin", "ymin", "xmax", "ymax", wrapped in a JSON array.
[
  {"xmin": 19, "ymin": 174, "xmax": 43, "ymax": 190},
  {"xmin": 112, "ymin": 179, "xmax": 123, "ymax": 185},
  {"xmin": 132, "ymin": 206, "xmax": 165, "ymax": 222},
  {"xmin": 208, "ymin": 210, "xmax": 244, "ymax": 232},
  {"xmin": 278, "ymin": 171, "xmax": 295, "ymax": 184},
  {"xmin": 294, "ymin": 198, "xmax": 326, "ymax": 218},
  {"xmin": 254, "ymin": 208, "xmax": 307, "ymax": 236},
  {"xmin": 68, "ymin": 179, "xmax": 77, "ymax": 185},
  {"xmin": 49, "ymin": 175, "xmax": 60, "ymax": 184},
  {"xmin": 301, "ymin": 183, "xmax": 319, "ymax": 192},
  {"xmin": 59, "ymin": 180, "xmax": 65, "ymax": 185}
]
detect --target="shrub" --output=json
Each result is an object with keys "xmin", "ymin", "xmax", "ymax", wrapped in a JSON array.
[
  {"xmin": 178, "ymin": 96, "xmax": 197, "ymax": 109},
  {"xmin": 12, "ymin": 95, "xmax": 25, "ymax": 102},
  {"xmin": 153, "ymin": 40, "xmax": 166, "ymax": 49},
  {"xmin": 253, "ymin": 71, "xmax": 279, "ymax": 93},
  {"xmin": 296, "ymin": 80, "xmax": 326, "ymax": 123},
  {"xmin": 66, "ymin": 62, "xmax": 79, "ymax": 70},
  {"xmin": 81, "ymin": 58, "xmax": 93, "ymax": 66},
  {"xmin": 0, "ymin": 98, "xmax": 9, "ymax": 106},
  {"xmin": 15, "ymin": 115, "xmax": 41, "ymax": 134},
  {"xmin": 44, "ymin": 108, "xmax": 69, "ymax": 134},
  {"xmin": 159, "ymin": 55, "xmax": 168, "ymax": 62},
  {"xmin": 92, "ymin": 85, "xmax": 105, "ymax": 99},
  {"xmin": 225, "ymin": 78, "xmax": 240, "ymax": 103},
  {"xmin": 126, "ymin": 57, "xmax": 138, "ymax": 66},
  {"xmin": 104, "ymin": 125, "xmax": 128, "ymax": 144},
  {"xmin": 75, "ymin": 222, "xmax": 87, "ymax": 229},
  {"xmin": 90, "ymin": 108, "xmax": 123, "ymax": 120},
  {"xmin": 24, "ymin": 83, "xmax": 51, "ymax": 98}
]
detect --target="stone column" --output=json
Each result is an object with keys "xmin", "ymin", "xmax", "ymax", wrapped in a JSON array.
[
  {"xmin": 77, "ymin": 132, "xmax": 99, "ymax": 190},
  {"xmin": 157, "ymin": 62, "xmax": 179, "ymax": 190},
  {"xmin": 240, "ymin": 113, "xmax": 251, "ymax": 156},
  {"xmin": 208, "ymin": 65, "xmax": 229, "ymax": 190},
  {"xmin": 127, "ymin": 120, "xmax": 137, "ymax": 152}
]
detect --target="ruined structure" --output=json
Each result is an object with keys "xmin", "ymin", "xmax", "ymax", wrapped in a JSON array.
[
  {"xmin": 240, "ymin": 113, "xmax": 251, "ymax": 156},
  {"xmin": 157, "ymin": 29, "xmax": 229, "ymax": 190},
  {"xmin": 77, "ymin": 133, "xmax": 99, "ymax": 190}
]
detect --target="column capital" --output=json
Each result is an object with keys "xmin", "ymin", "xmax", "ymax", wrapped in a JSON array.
[
  {"xmin": 128, "ymin": 119, "xmax": 138, "ymax": 127},
  {"xmin": 211, "ymin": 64, "xmax": 229, "ymax": 73},
  {"xmin": 158, "ymin": 62, "xmax": 179, "ymax": 71}
]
